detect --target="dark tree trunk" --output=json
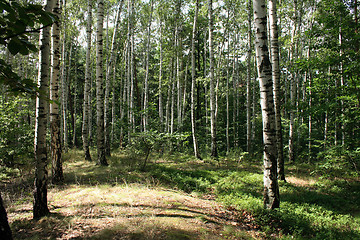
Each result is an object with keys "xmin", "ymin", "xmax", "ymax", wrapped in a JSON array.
[{"xmin": 0, "ymin": 193, "xmax": 12, "ymax": 240}]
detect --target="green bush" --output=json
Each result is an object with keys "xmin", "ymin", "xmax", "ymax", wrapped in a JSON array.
[{"xmin": 0, "ymin": 96, "xmax": 34, "ymax": 167}]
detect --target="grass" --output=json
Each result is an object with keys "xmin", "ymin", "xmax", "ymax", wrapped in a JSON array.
[{"xmin": 2, "ymin": 149, "xmax": 360, "ymax": 239}]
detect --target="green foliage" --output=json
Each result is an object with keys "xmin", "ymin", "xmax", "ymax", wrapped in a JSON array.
[
  {"xmin": 0, "ymin": 0, "xmax": 56, "ymax": 55},
  {"xmin": 126, "ymin": 131, "xmax": 191, "ymax": 170},
  {"xmin": 312, "ymin": 146, "xmax": 360, "ymax": 178},
  {"xmin": 0, "ymin": 0, "xmax": 55, "ymax": 94},
  {"xmin": 0, "ymin": 96, "xmax": 34, "ymax": 167}
]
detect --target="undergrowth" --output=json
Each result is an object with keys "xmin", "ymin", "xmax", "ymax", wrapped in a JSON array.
[{"xmin": 4, "ymin": 149, "xmax": 360, "ymax": 239}]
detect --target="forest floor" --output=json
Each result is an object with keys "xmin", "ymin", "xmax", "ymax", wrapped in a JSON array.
[{"xmin": 2, "ymin": 149, "xmax": 360, "ymax": 239}]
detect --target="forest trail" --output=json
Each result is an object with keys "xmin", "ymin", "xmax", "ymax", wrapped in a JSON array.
[{"xmin": 6, "ymin": 153, "xmax": 261, "ymax": 240}]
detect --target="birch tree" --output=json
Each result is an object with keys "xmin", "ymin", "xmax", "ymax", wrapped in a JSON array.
[
  {"xmin": 96, "ymin": 0, "xmax": 108, "ymax": 166},
  {"xmin": 269, "ymin": 0, "xmax": 285, "ymax": 181},
  {"xmin": 143, "ymin": 0, "xmax": 154, "ymax": 132},
  {"xmin": 253, "ymin": 0, "xmax": 280, "ymax": 209},
  {"xmin": 191, "ymin": 0, "xmax": 201, "ymax": 159},
  {"xmin": 105, "ymin": 0, "xmax": 124, "ymax": 155},
  {"xmin": 50, "ymin": 0, "xmax": 64, "ymax": 184},
  {"xmin": 82, "ymin": 0, "xmax": 92, "ymax": 161},
  {"xmin": 209, "ymin": 0, "xmax": 217, "ymax": 158},
  {"xmin": 34, "ymin": 0, "xmax": 55, "ymax": 219}
]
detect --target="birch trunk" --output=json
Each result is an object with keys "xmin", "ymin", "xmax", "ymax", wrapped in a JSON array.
[
  {"xmin": 253, "ymin": 0, "xmax": 280, "ymax": 209},
  {"xmin": 34, "ymin": 0, "xmax": 54, "ymax": 219},
  {"xmin": 105, "ymin": 0, "xmax": 124, "ymax": 155},
  {"xmin": 50, "ymin": 0, "xmax": 64, "ymax": 184},
  {"xmin": 288, "ymin": 0, "xmax": 298, "ymax": 163},
  {"xmin": 208, "ymin": 0, "xmax": 217, "ymax": 158},
  {"xmin": 191, "ymin": 0, "xmax": 201, "ymax": 159},
  {"xmin": 143, "ymin": 0, "xmax": 154, "ymax": 132},
  {"xmin": 158, "ymin": 20, "xmax": 164, "ymax": 131},
  {"xmin": 96, "ymin": 0, "xmax": 108, "ymax": 166},
  {"xmin": 269, "ymin": 0, "xmax": 285, "ymax": 181},
  {"xmin": 82, "ymin": 0, "xmax": 92, "ymax": 161}
]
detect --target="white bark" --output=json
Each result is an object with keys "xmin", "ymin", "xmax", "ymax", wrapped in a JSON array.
[
  {"xmin": 82, "ymin": 0, "xmax": 92, "ymax": 161},
  {"xmin": 96, "ymin": 0, "xmax": 107, "ymax": 166},
  {"xmin": 269, "ymin": 0, "xmax": 285, "ymax": 180},
  {"xmin": 50, "ymin": 0, "xmax": 64, "ymax": 183},
  {"xmin": 143, "ymin": 0, "xmax": 154, "ymax": 132},
  {"xmin": 34, "ymin": 0, "xmax": 55, "ymax": 219},
  {"xmin": 253, "ymin": 0, "xmax": 280, "ymax": 209},
  {"xmin": 209, "ymin": 0, "xmax": 217, "ymax": 158},
  {"xmin": 191, "ymin": 0, "xmax": 201, "ymax": 159}
]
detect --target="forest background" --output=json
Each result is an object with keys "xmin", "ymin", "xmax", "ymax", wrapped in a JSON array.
[{"xmin": 0, "ymin": 0, "xmax": 359, "ymax": 239}]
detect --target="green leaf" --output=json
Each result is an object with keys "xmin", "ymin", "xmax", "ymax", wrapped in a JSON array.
[{"xmin": 7, "ymin": 38, "xmax": 20, "ymax": 55}]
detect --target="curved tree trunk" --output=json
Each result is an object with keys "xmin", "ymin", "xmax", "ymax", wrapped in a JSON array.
[
  {"xmin": 50, "ymin": 0, "xmax": 64, "ymax": 184},
  {"xmin": 253, "ymin": 0, "xmax": 280, "ymax": 209},
  {"xmin": 82, "ymin": 0, "xmax": 92, "ymax": 161},
  {"xmin": 96, "ymin": 0, "xmax": 108, "ymax": 166},
  {"xmin": 34, "ymin": 0, "xmax": 55, "ymax": 219}
]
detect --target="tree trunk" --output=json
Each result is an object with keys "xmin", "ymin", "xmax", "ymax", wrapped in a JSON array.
[
  {"xmin": 208, "ymin": 0, "xmax": 217, "ymax": 158},
  {"xmin": 253, "ymin": 0, "xmax": 280, "ymax": 209},
  {"xmin": 191, "ymin": 0, "xmax": 201, "ymax": 159},
  {"xmin": 246, "ymin": 0, "xmax": 252, "ymax": 153},
  {"xmin": 50, "ymin": 0, "xmax": 64, "ymax": 184},
  {"xmin": 82, "ymin": 0, "xmax": 92, "ymax": 161},
  {"xmin": 34, "ymin": 0, "xmax": 54, "ymax": 219},
  {"xmin": 105, "ymin": 0, "xmax": 124, "ymax": 155},
  {"xmin": 96, "ymin": 0, "xmax": 108, "ymax": 166},
  {"xmin": 0, "ymin": 193, "xmax": 12, "ymax": 240},
  {"xmin": 269, "ymin": 0, "xmax": 285, "ymax": 181},
  {"xmin": 158, "ymin": 20, "xmax": 164, "ymax": 131},
  {"xmin": 288, "ymin": 0, "xmax": 298, "ymax": 163},
  {"xmin": 143, "ymin": 0, "xmax": 154, "ymax": 132}
]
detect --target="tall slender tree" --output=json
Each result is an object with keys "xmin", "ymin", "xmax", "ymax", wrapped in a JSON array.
[
  {"xmin": 82, "ymin": 0, "xmax": 92, "ymax": 161},
  {"xmin": 246, "ymin": 0, "xmax": 252, "ymax": 153},
  {"xmin": 269, "ymin": 0, "xmax": 285, "ymax": 181},
  {"xmin": 209, "ymin": 0, "xmax": 217, "ymax": 158},
  {"xmin": 34, "ymin": 0, "xmax": 55, "ymax": 219},
  {"xmin": 191, "ymin": 0, "xmax": 201, "ymax": 159},
  {"xmin": 50, "ymin": 0, "xmax": 64, "ymax": 184},
  {"xmin": 96, "ymin": 0, "xmax": 108, "ymax": 166},
  {"xmin": 143, "ymin": 0, "xmax": 154, "ymax": 132},
  {"xmin": 253, "ymin": 0, "xmax": 280, "ymax": 209},
  {"xmin": 105, "ymin": 0, "xmax": 124, "ymax": 155}
]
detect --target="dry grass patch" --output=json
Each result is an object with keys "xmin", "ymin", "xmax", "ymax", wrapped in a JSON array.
[
  {"xmin": 9, "ymin": 184, "xmax": 257, "ymax": 239},
  {"xmin": 286, "ymin": 176, "xmax": 316, "ymax": 187}
]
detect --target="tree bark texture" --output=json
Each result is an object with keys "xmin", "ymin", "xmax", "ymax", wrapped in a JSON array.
[
  {"xmin": 34, "ymin": 0, "xmax": 55, "ymax": 219},
  {"xmin": 82, "ymin": 0, "xmax": 92, "ymax": 161},
  {"xmin": 50, "ymin": 0, "xmax": 64, "ymax": 184},
  {"xmin": 253, "ymin": 0, "xmax": 280, "ymax": 209},
  {"xmin": 208, "ymin": 0, "xmax": 217, "ymax": 158},
  {"xmin": 191, "ymin": 0, "xmax": 201, "ymax": 159},
  {"xmin": 269, "ymin": 0, "xmax": 285, "ymax": 181},
  {"xmin": 96, "ymin": 0, "xmax": 108, "ymax": 166}
]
